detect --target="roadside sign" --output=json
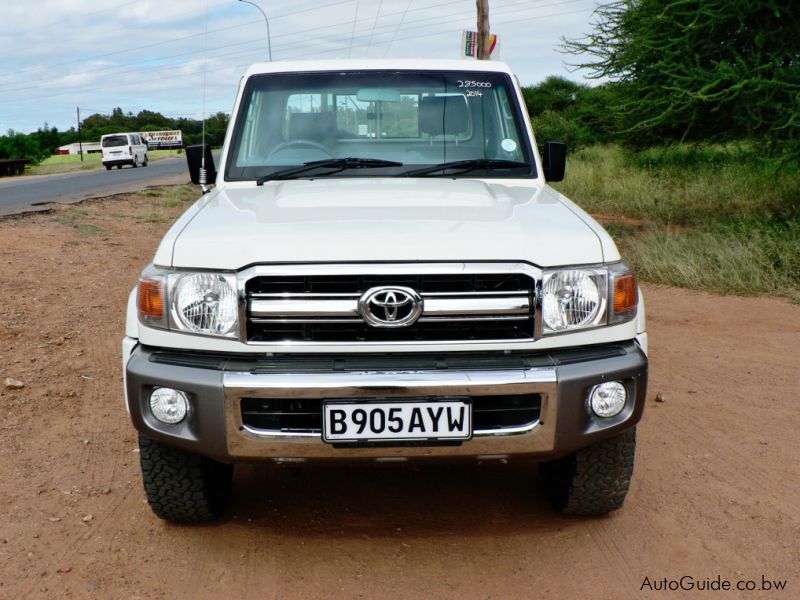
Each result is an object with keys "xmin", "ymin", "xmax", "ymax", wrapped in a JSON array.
[
  {"xmin": 140, "ymin": 130, "xmax": 183, "ymax": 149},
  {"xmin": 462, "ymin": 31, "xmax": 498, "ymax": 59}
]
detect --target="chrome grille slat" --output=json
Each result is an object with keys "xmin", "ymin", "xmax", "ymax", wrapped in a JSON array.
[
  {"xmin": 243, "ymin": 266, "xmax": 537, "ymax": 344},
  {"xmin": 417, "ymin": 315, "xmax": 529, "ymax": 322},
  {"xmin": 250, "ymin": 299, "xmax": 359, "ymax": 318},
  {"xmin": 250, "ymin": 295, "xmax": 530, "ymax": 319}
]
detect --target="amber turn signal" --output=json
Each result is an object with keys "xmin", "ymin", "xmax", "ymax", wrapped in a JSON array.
[
  {"xmin": 613, "ymin": 274, "xmax": 637, "ymax": 314},
  {"xmin": 138, "ymin": 278, "xmax": 165, "ymax": 318}
]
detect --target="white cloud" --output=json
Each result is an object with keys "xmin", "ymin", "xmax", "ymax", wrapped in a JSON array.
[{"xmin": 0, "ymin": 0, "xmax": 600, "ymax": 132}]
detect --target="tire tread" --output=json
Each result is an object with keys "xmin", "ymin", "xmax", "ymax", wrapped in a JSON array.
[{"xmin": 138, "ymin": 434, "xmax": 232, "ymax": 523}]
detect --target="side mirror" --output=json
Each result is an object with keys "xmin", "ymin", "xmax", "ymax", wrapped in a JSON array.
[
  {"xmin": 186, "ymin": 144, "xmax": 216, "ymax": 185},
  {"xmin": 542, "ymin": 141, "xmax": 566, "ymax": 182}
]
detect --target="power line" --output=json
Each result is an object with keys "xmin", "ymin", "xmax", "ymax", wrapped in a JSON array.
[
  {"xmin": 348, "ymin": 0, "xmax": 361, "ymax": 59},
  {"xmin": 365, "ymin": 0, "xmax": 384, "ymax": 56},
  {"xmin": 1, "ymin": 0, "xmax": 479, "ymax": 87},
  {"xmin": 0, "ymin": 0, "xmax": 464, "ymax": 92},
  {"xmin": 1, "ymin": 0, "xmax": 581, "ymax": 95},
  {"xmin": 0, "ymin": 1, "xmax": 594, "ymax": 108},
  {"xmin": 383, "ymin": 0, "xmax": 413, "ymax": 57},
  {"xmin": 1, "ymin": 0, "xmax": 357, "ymax": 80},
  {"xmin": 4, "ymin": 4, "xmax": 123, "ymax": 36}
]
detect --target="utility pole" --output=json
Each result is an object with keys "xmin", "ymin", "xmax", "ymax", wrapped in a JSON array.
[
  {"xmin": 77, "ymin": 106, "xmax": 84, "ymax": 162},
  {"xmin": 476, "ymin": 0, "xmax": 490, "ymax": 60}
]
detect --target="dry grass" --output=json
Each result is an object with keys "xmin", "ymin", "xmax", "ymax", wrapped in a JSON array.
[{"xmin": 554, "ymin": 144, "xmax": 800, "ymax": 301}]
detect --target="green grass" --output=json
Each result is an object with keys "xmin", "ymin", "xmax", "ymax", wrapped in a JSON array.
[
  {"xmin": 555, "ymin": 144, "xmax": 798, "ymax": 225},
  {"xmin": 52, "ymin": 207, "xmax": 105, "ymax": 236},
  {"xmin": 131, "ymin": 184, "xmax": 200, "ymax": 223},
  {"xmin": 554, "ymin": 144, "xmax": 800, "ymax": 301},
  {"xmin": 27, "ymin": 149, "xmax": 183, "ymax": 176}
]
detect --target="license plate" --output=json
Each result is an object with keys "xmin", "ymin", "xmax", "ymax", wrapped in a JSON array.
[{"xmin": 323, "ymin": 400, "xmax": 471, "ymax": 443}]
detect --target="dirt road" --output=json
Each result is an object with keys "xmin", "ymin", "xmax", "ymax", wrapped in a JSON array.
[{"xmin": 0, "ymin": 190, "xmax": 797, "ymax": 599}]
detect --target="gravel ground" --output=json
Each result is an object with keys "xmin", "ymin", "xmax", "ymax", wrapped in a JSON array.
[{"xmin": 0, "ymin": 190, "xmax": 798, "ymax": 599}]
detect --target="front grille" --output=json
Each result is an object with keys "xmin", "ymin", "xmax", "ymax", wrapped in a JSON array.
[
  {"xmin": 240, "ymin": 394, "xmax": 542, "ymax": 435},
  {"xmin": 245, "ymin": 272, "xmax": 536, "ymax": 343}
]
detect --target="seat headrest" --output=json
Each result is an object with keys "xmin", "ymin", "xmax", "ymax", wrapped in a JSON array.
[
  {"xmin": 289, "ymin": 112, "xmax": 337, "ymax": 141},
  {"xmin": 419, "ymin": 96, "xmax": 469, "ymax": 136}
]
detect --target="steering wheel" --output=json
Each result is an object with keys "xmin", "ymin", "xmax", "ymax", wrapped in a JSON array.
[{"xmin": 267, "ymin": 139, "xmax": 333, "ymax": 159}]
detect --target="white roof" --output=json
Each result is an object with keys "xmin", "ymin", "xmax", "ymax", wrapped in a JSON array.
[{"xmin": 243, "ymin": 59, "xmax": 514, "ymax": 77}]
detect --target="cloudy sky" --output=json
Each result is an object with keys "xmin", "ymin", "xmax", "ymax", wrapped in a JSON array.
[{"xmin": 0, "ymin": 0, "xmax": 601, "ymax": 133}]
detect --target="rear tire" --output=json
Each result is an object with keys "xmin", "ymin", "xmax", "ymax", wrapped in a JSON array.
[
  {"xmin": 142, "ymin": 155, "xmax": 148, "ymax": 167},
  {"xmin": 138, "ymin": 434, "xmax": 233, "ymax": 523},
  {"xmin": 132, "ymin": 155, "xmax": 138, "ymax": 168},
  {"xmin": 540, "ymin": 427, "xmax": 636, "ymax": 516},
  {"xmin": 105, "ymin": 165, "xmax": 112, "ymax": 170}
]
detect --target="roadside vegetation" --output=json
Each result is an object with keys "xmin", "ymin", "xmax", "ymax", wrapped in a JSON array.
[
  {"xmin": 130, "ymin": 184, "xmax": 199, "ymax": 223},
  {"xmin": 532, "ymin": 0, "xmax": 799, "ymax": 301},
  {"xmin": 555, "ymin": 145, "xmax": 799, "ymax": 301},
  {"xmin": 27, "ymin": 149, "xmax": 183, "ymax": 176},
  {"xmin": 0, "ymin": 109, "xmax": 228, "ymax": 165}
]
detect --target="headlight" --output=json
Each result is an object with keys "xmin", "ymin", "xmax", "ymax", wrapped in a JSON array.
[
  {"xmin": 136, "ymin": 265, "xmax": 239, "ymax": 338},
  {"xmin": 541, "ymin": 263, "xmax": 637, "ymax": 334},
  {"xmin": 542, "ymin": 269, "xmax": 607, "ymax": 332},
  {"xmin": 172, "ymin": 273, "xmax": 238, "ymax": 336}
]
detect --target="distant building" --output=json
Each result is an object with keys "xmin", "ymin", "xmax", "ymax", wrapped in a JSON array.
[{"xmin": 55, "ymin": 142, "xmax": 102, "ymax": 155}]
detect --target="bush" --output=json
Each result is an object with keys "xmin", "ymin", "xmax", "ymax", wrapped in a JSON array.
[{"xmin": 523, "ymin": 77, "xmax": 617, "ymax": 151}]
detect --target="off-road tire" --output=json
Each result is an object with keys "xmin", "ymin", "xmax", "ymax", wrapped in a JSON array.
[
  {"xmin": 138, "ymin": 434, "xmax": 233, "ymax": 523},
  {"xmin": 540, "ymin": 427, "xmax": 636, "ymax": 516}
]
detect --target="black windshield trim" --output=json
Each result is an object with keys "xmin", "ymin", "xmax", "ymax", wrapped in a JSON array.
[
  {"xmin": 256, "ymin": 157, "xmax": 403, "ymax": 185},
  {"xmin": 225, "ymin": 70, "xmax": 538, "ymax": 182}
]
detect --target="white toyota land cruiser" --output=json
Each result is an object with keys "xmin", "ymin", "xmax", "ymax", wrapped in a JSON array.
[{"xmin": 123, "ymin": 59, "xmax": 648, "ymax": 522}]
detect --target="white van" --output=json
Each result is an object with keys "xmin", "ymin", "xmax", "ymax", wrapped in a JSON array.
[{"xmin": 101, "ymin": 133, "xmax": 148, "ymax": 169}]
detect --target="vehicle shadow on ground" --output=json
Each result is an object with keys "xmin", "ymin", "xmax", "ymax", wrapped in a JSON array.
[{"xmin": 219, "ymin": 461, "xmax": 586, "ymax": 537}]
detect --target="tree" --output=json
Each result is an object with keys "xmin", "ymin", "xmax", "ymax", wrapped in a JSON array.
[
  {"xmin": 521, "ymin": 77, "xmax": 618, "ymax": 149},
  {"xmin": 562, "ymin": 0, "xmax": 800, "ymax": 150},
  {"xmin": 0, "ymin": 130, "xmax": 43, "ymax": 161}
]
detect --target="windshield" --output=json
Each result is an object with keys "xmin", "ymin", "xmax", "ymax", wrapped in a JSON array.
[
  {"xmin": 102, "ymin": 135, "xmax": 128, "ymax": 147},
  {"xmin": 226, "ymin": 70, "xmax": 535, "ymax": 181}
]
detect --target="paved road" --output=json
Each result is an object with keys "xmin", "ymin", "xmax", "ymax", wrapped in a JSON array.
[{"xmin": 0, "ymin": 155, "xmax": 191, "ymax": 216}]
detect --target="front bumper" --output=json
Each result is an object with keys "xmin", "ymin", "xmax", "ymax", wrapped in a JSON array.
[{"xmin": 125, "ymin": 342, "xmax": 647, "ymax": 462}]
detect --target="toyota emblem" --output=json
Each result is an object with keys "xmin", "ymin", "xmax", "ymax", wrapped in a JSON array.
[{"xmin": 358, "ymin": 286, "xmax": 423, "ymax": 328}]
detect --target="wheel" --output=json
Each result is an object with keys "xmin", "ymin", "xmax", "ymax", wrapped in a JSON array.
[
  {"xmin": 105, "ymin": 165, "xmax": 112, "ymax": 170},
  {"xmin": 117, "ymin": 164, "xmax": 122, "ymax": 169},
  {"xmin": 540, "ymin": 427, "xmax": 636, "ymax": 516},
  {"xmin": 267, "ymin": 139, "xmax": 333, "ymax": 159},
  {"xmin": 132, "ymin": 155, "xmax": 138, "ymax": 168},
  {"xmin": 138, "ymin": 434, "xmax": 233, "ymax": 523},
  {"xmin": 143, "ymin": 155, "xmax": 148, "ymax": 167}
]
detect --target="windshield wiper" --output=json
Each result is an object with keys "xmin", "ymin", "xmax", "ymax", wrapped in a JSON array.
[
  {"xmin": 400, "ymin": 158, "xmax": 530, "ymax": 178},
  {"xmin": 256, "ymin": 157, "xmax": 403, "ymax": 185}
]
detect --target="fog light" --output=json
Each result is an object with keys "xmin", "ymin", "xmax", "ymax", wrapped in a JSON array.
[
  {"xmin": 589, "ymin": 381, "xmax": 627, "ymax": 418},
  {"xmin": 149, "ymin": 388, "xmax": 188, "ymax": 424}
]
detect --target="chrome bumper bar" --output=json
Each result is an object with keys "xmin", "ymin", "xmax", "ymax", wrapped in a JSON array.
[{"xmin": 223, "ymin": 368, "xmax": 559, "ymax": 459}]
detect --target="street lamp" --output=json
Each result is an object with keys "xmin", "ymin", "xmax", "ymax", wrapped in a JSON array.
[{"xmin": 239, "ymin": 0, "xmax": 272, "ymax": 61}]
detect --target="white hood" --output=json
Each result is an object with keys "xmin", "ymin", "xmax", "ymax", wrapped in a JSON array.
[{"xmin": 156, "ymin": 178, "xmax": 614, "ymax": 269}]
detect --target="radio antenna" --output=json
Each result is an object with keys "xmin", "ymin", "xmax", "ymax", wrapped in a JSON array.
[{"xmin": 199, "ymin": 0, "xmax": 210, "ymax": 192}]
